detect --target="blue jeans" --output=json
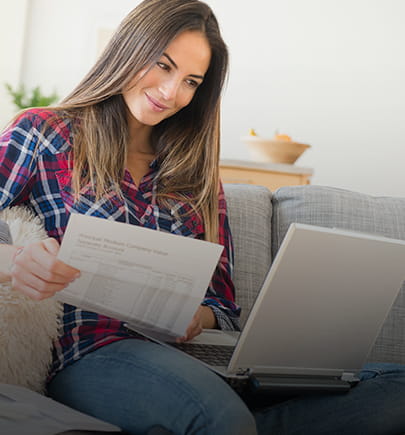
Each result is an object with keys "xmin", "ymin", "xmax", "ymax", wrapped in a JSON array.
[{"xmin": 47, "ymin": 339, "xmax": 405, "ymax": 435}]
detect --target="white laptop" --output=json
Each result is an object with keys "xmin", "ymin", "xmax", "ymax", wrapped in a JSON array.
[{"xmin": 127, "ymin": 223, "xmax": 405, "ymax": 393}]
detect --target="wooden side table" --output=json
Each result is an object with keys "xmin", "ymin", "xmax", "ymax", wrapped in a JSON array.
[{"xmin": 219, "ymin": 159, "xmax": 313, "ymax": 191}]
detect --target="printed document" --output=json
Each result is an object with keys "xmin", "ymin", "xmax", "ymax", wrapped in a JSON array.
[{"xmin": 57, "ymin": 214, "xmax": 223, "ymax": 339}]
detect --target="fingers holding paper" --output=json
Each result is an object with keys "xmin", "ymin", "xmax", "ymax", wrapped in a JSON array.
[
  {"xmin": 176, "ymin": 305, "xmax": 217, "ymax": 343},
  {"xmin": 10, "ymin": 238, "xmax": 81, "ymax": 301}
]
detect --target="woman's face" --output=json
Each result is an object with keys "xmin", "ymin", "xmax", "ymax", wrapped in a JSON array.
[{"xmin": 123, "ymin": 31, "xmax": 211, "ymax": 128}]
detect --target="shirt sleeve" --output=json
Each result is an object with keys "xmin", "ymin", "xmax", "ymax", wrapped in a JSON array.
[
  {"xmin": 201, "ymin": 182, "xmax": 241, "ymax": 331},
  {"xmin": 0, "ymin": 111, "xmax": 41, "ymax": 210}
]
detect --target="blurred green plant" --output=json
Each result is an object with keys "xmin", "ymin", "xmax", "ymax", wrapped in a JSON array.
[{"xmin": 4, "ymin": 83, "xmax": 59, "ymax": 110}]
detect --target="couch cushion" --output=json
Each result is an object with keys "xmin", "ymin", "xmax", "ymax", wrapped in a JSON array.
[
  {"xmin": 224, "ymin": 184, "xmax": 272, "ymax": 326},
  {"xmin": 272, "ymin": 185, "xmax": 405, "ymax": 364}
]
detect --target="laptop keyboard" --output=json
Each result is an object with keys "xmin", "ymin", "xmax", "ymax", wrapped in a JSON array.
[{"xmin": 171, "ymin": 342, "xmax": 234, "ymax": 366}]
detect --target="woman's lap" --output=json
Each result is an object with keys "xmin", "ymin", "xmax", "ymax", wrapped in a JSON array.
[
  {"xmin": 47, "ymin": 339, "xmax": 405, "ymax": 435},
  {"xmin": 47, "ymin": 338, "xmax": 256, "ymax": 435}
]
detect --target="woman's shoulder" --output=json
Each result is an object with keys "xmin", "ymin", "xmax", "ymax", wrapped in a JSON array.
[
  {"xmin": 5, "ymin": 108, "xmax": 73, "ymax": 153},
  {"xmin": 15, "ymin": 108, "xmax": 72, "ymax": 138}
]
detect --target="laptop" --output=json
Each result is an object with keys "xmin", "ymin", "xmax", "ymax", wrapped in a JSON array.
[{"xmin": 127, "ymin": 223, "xmax": 405, "ymax": 394}]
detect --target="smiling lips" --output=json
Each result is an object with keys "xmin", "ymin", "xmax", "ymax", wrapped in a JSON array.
[{"xmin": 145, "ymin": 93, "xmax": 170, "ymax": 112}]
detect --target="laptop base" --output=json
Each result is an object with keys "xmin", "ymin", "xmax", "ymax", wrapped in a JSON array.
[{"xmin": 249, "ymin": 374, "xmax": 357, "ymax": 394}]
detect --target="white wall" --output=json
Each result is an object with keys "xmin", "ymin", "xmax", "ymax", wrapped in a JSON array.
[
  {"xmin": 1, "ymin": 0, "xmax": 404, "ymax": 197},
  {"xmin": 0, "ymin": 0, "xmax": 29, "ymax": 126}
]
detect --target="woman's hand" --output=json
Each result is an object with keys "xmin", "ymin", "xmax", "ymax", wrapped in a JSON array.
[
  {"xmin": 176, "ymin": 305, "xmax": 217, "ymax": 343},
  {"xmin": 10, "ymin": 238, "xmax": 80, "ymax": 301}
]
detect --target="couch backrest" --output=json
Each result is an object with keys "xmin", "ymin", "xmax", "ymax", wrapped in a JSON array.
[
  {"xmin": 225, "ymin": 183, "xmax": 405, "ymax": 364},
  {"xmin": 224, "ymin": 184, "xmax": 272, "ymax": 326},
  {"xmin": 272, "ymin": 185, "xmax": 405, "ymax": 364},
  {"xmin": 272, "ymin": 185, "xmax": 405, "ymax": 255}
]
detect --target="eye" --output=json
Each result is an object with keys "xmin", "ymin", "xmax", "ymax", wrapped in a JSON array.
[
  {"xmin": 157, "ymin": 61, "xmax": 170, "ymax": 71},
  {"xmin": 185, "ymin": 78, "xmax": 200, "ymax": 89}
]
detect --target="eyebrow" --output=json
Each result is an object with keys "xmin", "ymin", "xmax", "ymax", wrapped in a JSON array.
[{"xmin": 162, "ymin": 53, "xmax": 205, "ymax": 80}]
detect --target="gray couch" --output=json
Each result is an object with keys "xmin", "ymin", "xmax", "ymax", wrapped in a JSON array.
[
  {"xmin": 2, "ymin": 183, "xmax": 405, "ymax": 434},
  {"xmin": 224, "ymin": 183, "xmax": 405, "ymax": 365}
]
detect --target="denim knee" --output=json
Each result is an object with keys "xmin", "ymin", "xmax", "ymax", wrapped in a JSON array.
[
  {"xmin": 48, "ymin": 339, "xmax": 257, "ymax": 435},
  {"xmin": 360, "ymin": 362, "xmax": 405, "ymax": 381}
]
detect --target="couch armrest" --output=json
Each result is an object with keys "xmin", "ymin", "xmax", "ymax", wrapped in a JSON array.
[
  {"xmin": 0, "ymin": 219, "xmax": 12, "ymax": 244},
  {"xmin": 224, "ymin": 184, "xmax": 272, "ymax": 326}
]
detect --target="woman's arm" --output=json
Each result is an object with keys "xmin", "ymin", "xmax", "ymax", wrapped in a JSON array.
[
  {"xmin": 0, "ymin": 113, "xmax": 80, "ymax": 298},
  {"xmin": 0, "ymin": 221, "xmax": 79, "ymax": 301},
  {"xmin": 179, "ymin": 183, "xmax": 240, "ymax": 342},
  {"xmin": 8, "ymin": 238, "xmax": 80, "ymax": 301},
  {"xmin": 201, "ymin": 182, "xmax": 241, "ymax": 331},
  {"xmin": 1, "ymin": 232, "xmax": 80, "ymax": 299},
  {"xmin": 176, "ymin": 305, "xmax": 217, "ymax": 343}
]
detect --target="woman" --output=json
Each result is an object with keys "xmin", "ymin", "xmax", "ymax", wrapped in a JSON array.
[{"xmin": 1, "ymin": 1, "xmax": 405, "ymax": 434}]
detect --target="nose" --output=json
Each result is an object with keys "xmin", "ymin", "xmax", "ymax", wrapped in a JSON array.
[{"xmin": 158, "ymin": 76, "xmax": 180, "ymax": 101}]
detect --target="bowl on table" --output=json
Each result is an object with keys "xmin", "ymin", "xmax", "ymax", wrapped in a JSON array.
[{"xmin": 242, "ymin": 135, "xmax": 311, "ymax": 164}]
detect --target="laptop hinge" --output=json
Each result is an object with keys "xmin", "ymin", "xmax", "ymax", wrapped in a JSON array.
[
  {"xmin": 341, "ymin": 372, "xmax": 360, "ymax": 384},
  {"xmin": 235, "ymin": 367, "xmax": 251, "ymax": 377},
  {"xmin": 248, "ymin": 373, "xmax": 354, "ymax": 394}
]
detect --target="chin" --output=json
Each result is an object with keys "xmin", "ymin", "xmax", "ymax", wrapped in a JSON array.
[{"xmin": 133, "ymin": 110, "xmax": 170, "ymax": 127}]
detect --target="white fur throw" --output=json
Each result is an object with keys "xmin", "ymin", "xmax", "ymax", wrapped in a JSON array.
[{"xmin": 0, "ymin": 207, "xmax": 63, "ymax": 393}]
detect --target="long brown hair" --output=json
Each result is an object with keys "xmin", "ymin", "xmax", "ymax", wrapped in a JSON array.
[{"xmin": 59, "ymin": 0, "xmax": 228, "ymax": 242}]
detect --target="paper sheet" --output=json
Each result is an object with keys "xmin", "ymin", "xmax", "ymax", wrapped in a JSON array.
[
  {"xmin": 57, "ymin": 214, "xmax": 223, "ymax": 338},
  {"xmin": 0, "ymin": 383, "xmax": 121, "ymax": 434}
]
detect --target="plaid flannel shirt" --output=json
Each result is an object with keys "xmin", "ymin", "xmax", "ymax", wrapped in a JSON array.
[{"xmin": 0, "ymin": 108, "xmax": 240, "ymax": 378}]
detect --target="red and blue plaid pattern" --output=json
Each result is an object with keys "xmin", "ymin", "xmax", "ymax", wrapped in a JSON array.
[{"xmin": 0, "ymin": 109, "xmax": 240, "ymax": 378}]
